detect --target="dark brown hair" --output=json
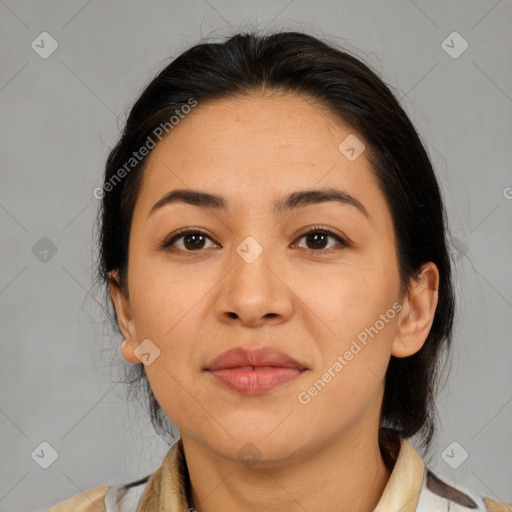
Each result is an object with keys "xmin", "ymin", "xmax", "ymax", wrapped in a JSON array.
[{"xmin": 95, "ymin": 30, "xmax": 455, "ymax": 454}]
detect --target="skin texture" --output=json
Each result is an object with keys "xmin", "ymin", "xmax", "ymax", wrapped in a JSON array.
[{"xmin": 109, "ymin": 92, "xmax": 439, "ymax": 512}]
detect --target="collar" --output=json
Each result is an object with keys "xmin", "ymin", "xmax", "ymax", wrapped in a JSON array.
[
  {"xmin": 136, "ymin": 435, "xmax": 425, "ymax": 512},
  {"xmin": 374, "ymin": 436, "xmax": 425, "ymax": 511}
]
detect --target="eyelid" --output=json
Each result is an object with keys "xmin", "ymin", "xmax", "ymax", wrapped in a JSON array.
[
  {"xmin": 159, "ymin": 225, "xmax": 350, "ymax": 253},
  {"xmin": 159, "ymin": 226, "xmax": 218, "ymax": 251},
  {"xmin": 293, "ymin": 225, "xmax": 350, "ymax": 247}
]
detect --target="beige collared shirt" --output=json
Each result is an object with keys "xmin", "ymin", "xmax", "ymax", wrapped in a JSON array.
[{"xmin": 45, "ymin": 436, "xmax": 511, "ymax": 512}]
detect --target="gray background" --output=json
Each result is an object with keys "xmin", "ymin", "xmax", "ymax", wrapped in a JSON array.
[{"xmin": 1, "ymin": 1, "xmax": 511, "ymax": 510}]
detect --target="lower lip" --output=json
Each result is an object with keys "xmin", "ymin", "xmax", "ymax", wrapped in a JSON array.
[{"xmin": 207, "ymin": 366, "xmax": 304, "ymax": 395}]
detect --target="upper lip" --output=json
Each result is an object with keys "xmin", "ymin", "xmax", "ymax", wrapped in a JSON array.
[{"xmin": 205, "ymin": 346, "xmax": 307, "ymax": 371}]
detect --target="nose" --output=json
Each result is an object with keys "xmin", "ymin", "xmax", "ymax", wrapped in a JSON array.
[{"xmin": 215, "ymin": 238, "xmax": 294, "ymax": 327}]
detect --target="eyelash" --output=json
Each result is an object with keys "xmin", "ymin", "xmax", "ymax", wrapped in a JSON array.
[{"xmin": 158, "ymin": 225, "xmax": 350, "ymax": 255}]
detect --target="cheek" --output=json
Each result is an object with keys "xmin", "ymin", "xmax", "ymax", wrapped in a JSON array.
[
  {"xmin": 297, "ymin": 253, "xmax": 399, "ymax": 391},
  {"xmin": 129, "ymin": 269, "xmax": 209, "ymax": 424},
  {"xmin": 297, "ymin": 309, "xmax": 397, "ymax": 424},
  {"xmin": 129, "ymin": 255, "xmax": 203, "ymax": 333},
  {"xmin": 126, "ymin": 263, "xmax": 209, "ymax": 398},
  {"xmin": 296, "ymin": 256, "xmax": 398, "ymax": 339}
]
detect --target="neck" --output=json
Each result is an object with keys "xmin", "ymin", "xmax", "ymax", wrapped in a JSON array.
[{"xmin": 181, "ymin": 427, "xmax": 395, "ymax": 512}]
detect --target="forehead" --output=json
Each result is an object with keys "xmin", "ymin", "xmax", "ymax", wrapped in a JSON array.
[{"xmin": 136, "ymin": 92, "xmax": 381, "ymax": 216}]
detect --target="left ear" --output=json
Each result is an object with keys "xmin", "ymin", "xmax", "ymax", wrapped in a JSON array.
[{"xmin": 392, "ymin": 262, "xmax": 440, "ymax": 358}]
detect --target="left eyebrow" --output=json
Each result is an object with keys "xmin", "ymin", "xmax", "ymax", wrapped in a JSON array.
[
  {"xmin": 273, "ymin": 187, "xmax": 369, "ymax": 218},
  {"xmin": 148, "ymin": 187, "xmax": 369, "ymax": 219}
]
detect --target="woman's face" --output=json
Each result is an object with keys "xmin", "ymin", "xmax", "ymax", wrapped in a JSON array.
[{"xmin": 114, "ymin": 93, "xmax": 408, "ymax": 463}]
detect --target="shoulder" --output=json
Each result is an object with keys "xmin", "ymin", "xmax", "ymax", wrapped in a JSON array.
[
  {"xmin": 45, "ymin": 475, "xmax": 151, "ymax": 512},
  {"xmin": 45, "ymin": 485, "xmax": 110, "ymax": 511},
  {"xmin": 417, "ymin": 468, "xmax": 512, "ymax": 512}
]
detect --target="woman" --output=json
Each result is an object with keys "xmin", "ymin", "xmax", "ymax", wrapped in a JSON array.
[{"xmin": 46, "ymin": 31, "xmax": 511, "ymax": 511}]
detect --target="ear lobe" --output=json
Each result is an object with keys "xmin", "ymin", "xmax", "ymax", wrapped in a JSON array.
[
  {"xmin": 108, "ymin": 270, "xmax": 140, "ymax": 365},
  {"xmin": 120, "ymin": 337, "xmax": 141, "ymax": 365},
  {"xmin": 391, "ymin": 262, "xmax": 440, "ymax": 358}
]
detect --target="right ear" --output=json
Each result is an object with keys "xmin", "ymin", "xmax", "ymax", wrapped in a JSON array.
[{"xmin": 108, "ymin": 270, "xmax": 140, "ymax": 365}]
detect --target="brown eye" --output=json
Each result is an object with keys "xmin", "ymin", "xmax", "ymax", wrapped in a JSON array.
[
  {"xmin": 160, "ymin": 226, "xmax": 349, "ymax": 255},
  {"xmin": 180, "ymin": 233, "xmax": 208, "ymax": 250},
  {"xmin": 295, "ymin": 227, "xmax": 349, "ymax": 252},
  {"xmin": 160, "ymin": 229, "xmax": 217, "ymax": 252}
]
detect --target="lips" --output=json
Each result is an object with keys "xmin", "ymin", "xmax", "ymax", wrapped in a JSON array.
[
  {"xmin": 205, "ymin": 346, "xmax": 308, "ymax": 395},
  {"xmin": 205, "ymin": 346, "xmax": 307, "ymax": 372}
]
